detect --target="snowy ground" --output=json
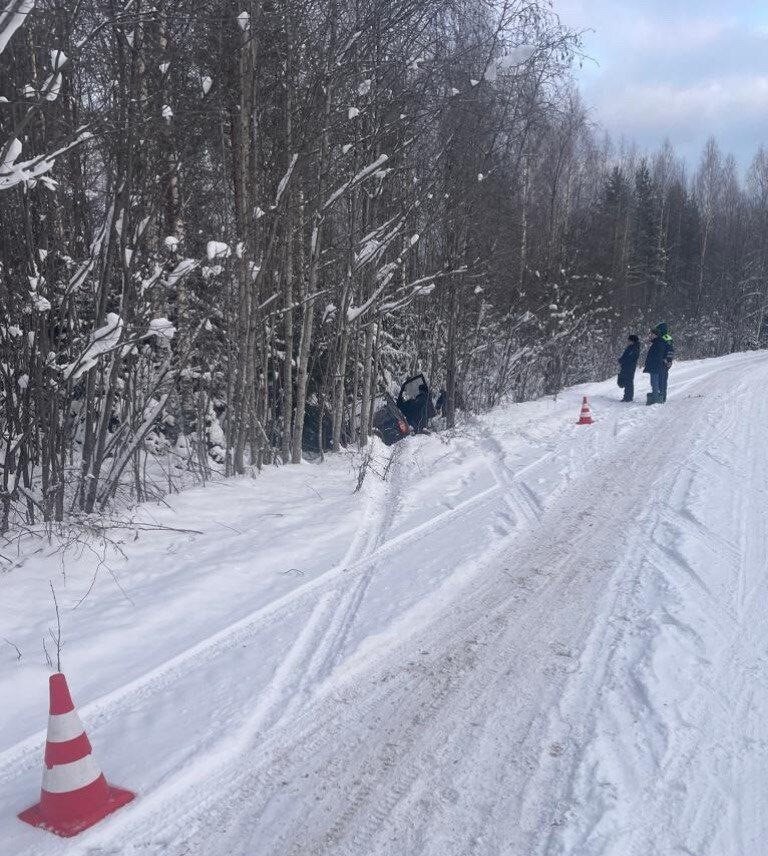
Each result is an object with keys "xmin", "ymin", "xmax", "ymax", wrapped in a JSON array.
[{"xmin": 2, "ymin": 351, "xmax": 767, "ymax": 856}]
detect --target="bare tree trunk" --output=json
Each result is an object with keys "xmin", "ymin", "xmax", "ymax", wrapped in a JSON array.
[
  {"xmin": 519, "ymin": 156, "xmax": 528, "ymax": 294},
  {"xmin": 291, "ymin": 191, "xmax": 312, "ymax": 464},
  {"xmin": 445, "ymin": 280, "xmax": 460, "ymax": 429},
  {"xmin": 359, "ymin": 323, "xmax": 374, "ymax": 445},
  {"xmin": 291, "ymin": 9, "xmax": 336, "ymax": 461},
  {"xmin": 280, "ymin": 40, "xmax": 295, "ymax": 464},
  {"xmin": 331, "ymin": 324, "xmax": 349, "ymax": 451},
  {"xmin": 349, "ymin": 328, "xmax": 359, "ymax": 446},
  {"xmin": 231, "ymin": 5, "xmax": 257, "ymax": 474},
  {"xmin": 281, "ymin": 220, "xmax": 294, "ymax": 463},
  {"xmin": 369, "ymin": 320, "xmax": 382, "ymax": 430}
]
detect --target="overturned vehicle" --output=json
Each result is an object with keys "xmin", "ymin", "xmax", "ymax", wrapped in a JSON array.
[{"xmin": 372, "ymin": 373, "xmax": 437, "ymax": 446}]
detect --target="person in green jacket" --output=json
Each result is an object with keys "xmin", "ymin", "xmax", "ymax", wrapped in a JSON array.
[{"xmin": 643, "ymin": 322, "xmax": 675, "ymax": 404}]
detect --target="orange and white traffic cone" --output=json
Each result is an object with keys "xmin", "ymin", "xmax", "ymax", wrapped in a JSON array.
[
  {"xmin": 18, "ymin": 673, "xmax": 134, "ymax": 838},
  {"xmin": 576, "ymin": 395, "xmax": 594, "ymax": 425}
]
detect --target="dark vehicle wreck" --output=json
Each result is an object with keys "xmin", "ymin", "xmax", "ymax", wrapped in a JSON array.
[{"xmin": 372, "ymin": 373, "xmax": 436, "ymax": 446}]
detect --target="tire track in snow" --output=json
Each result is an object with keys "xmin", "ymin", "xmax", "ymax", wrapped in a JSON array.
[
  {"xmin": 272, "ymin": 434, "xmax": 528, "ymax": 729},
  {"xmin": 61, "ymin": 434, "xmax": 557, "ymax": 856},
  {"xmin": 534, "ymin": 396, "xmax": 719, "ymax": 856},
  {"xmin": 543, "ymin": 357, "xmax": 768, "ymax": 856},
  {"xmin": 471, "ymin": 417, "xmax": 551, "ymax": 532},
  {"xmin": 643, "ymin": 376, "xmax": 768, "ymax": 856},
  {"xmin": 0, "ymin": 447, "xmax": 500, "ymax": 785},
  {"xmin": 628, "ymin": 379, "xmax": 756, "ymax": 856}
]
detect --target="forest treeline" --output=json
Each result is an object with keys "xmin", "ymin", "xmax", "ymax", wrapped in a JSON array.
[{"xmin": 1, "ymin": 0, "xmax": 767, "ymax": 531}]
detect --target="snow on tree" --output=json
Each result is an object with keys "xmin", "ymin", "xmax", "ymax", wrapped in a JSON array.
[
  {"xmin": 206, "ymin": 241, "xmax": 231, "ymax": 260},
  {"xmin": 64, "ymin": 314, "xmax": 124, "ymax": 380}
]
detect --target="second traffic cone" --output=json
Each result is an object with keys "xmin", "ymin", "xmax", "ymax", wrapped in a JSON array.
[
  {"xmin": 577, "ymin": 395, "xmax": 594, "ymax": 425},
  {"xmin": 18, "ymin": 673, "xmax": 134, "ymax": 838}
]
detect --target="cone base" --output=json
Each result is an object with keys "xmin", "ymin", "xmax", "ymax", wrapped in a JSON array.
[
  {"xmin": 18, "ymin": 784, "xmax": 134, "ymax": 838},
  {"xmin": 577, "ymin": 418, "xmax": 594, "ymax": 425}
]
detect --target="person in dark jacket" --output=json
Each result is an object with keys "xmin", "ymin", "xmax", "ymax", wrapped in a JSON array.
[
  {"xmin": 643, "ymin": 322, "xmax": 675, "ymax": 404},
  {"xmin": 410, "ymin": 382, "xmax": 432, "ymax": 433},
  {"xmin": 617, "ymin": 334, "xmax": 640, "ymax": 402}
]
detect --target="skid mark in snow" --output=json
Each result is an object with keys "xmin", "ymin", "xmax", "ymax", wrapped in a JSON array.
[
  {"xmin": 0, "ymin": 454, "xmax": 489, "ymax": 769},
  {"xmin": 473, "ymin": 420, "xmax": 551, "ymax": 531},
  {"xmin": 89, "ymin": 590, "xmax": 337, "ymax": 836}
]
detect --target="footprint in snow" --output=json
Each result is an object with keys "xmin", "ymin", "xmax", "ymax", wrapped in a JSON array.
[{"xmin": 549, "ymin": 640, "xmax": 575, "ymax": 658}]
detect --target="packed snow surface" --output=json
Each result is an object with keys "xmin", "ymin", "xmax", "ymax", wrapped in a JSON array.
[{"xmin": 1, "ymin": 352, "xmax": 767, "ymax": 855}]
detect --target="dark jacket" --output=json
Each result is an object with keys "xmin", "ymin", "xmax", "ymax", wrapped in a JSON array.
[
  {"xmin": 643, "ymin": 331, "xmax": 674, "ymax": 374},
  {"xmin": 618, "ymin": 342, "xmax": 640, "ymax": 384}
]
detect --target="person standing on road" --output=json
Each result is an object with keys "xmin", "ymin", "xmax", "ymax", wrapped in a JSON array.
[
  {"xmin": 617, "ymin": 334, "xmax": 641, "ymax": 402},
  {"xmin": 643, "ymin": 322, "xmax": 675, "ymax": 404}
]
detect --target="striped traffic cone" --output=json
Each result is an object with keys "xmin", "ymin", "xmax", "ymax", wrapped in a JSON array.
[
  {"xmin": 18, "ymin": 673, "xmax": 134, "ymax": 837},
  {"xmin": 576, "ymin": 396, "xmax": 594, "ymax": 425}
]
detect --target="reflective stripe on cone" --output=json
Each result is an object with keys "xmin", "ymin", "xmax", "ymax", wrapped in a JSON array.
[
  {"xmin": 47, "ymin": 710, "xmax": 86, "ymax": 743},
  {"xmin": 577, "ymin": 396, "xmax": 594, "ymax": 425},
  {"xmin": 43, "ymin": 754, "xmax": 102, "ymax": 794}
]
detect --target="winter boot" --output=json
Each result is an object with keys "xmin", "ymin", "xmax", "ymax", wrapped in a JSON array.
[{"xmin": 646, "ymin": 392, "xmax": 658, "ymax": 406}]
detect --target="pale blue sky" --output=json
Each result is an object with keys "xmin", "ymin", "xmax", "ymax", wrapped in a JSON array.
[{"xmin": 556, "ymin": 0, "xmax": 768, "ymax": 169}]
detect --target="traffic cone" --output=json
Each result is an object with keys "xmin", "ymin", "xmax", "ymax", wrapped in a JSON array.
[
  {"xmin": 18, "ymin": 673, "xmax": 134, "ymax": 837},
  {"xmin": 576, "ymin": 396, "xmax": 594, "ymax": 425}
]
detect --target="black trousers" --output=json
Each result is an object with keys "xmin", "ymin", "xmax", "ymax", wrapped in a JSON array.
[
  {"xmin": 660, "ymin": 366, "xmax": 669, "ymax": 402},
  {"xmin": 622, "ymin": 375, "xmax": 635, "ymax": 401}
]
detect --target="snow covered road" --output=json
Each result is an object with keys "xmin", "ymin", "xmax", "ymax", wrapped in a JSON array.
[{"xmin": 2, "ymin": 352, "xmax": 768, "ymax": 855}]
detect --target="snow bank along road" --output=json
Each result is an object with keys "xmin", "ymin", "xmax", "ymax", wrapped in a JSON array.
[{"xmin": 1, "ymin": 352, "xmax": 767, "ymax": 856}]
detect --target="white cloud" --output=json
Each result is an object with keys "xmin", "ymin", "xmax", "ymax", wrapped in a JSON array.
[
  {"xmin": 601, "ymin": 75, "xmax": 768, "ymax": 128},
  {"xmin": 558, "ymin": 0, "xmax": 768, "ymax": 163},
  {"xmin": 624, "ymin": 17, "xmax": 730, "ymax": 52}
]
